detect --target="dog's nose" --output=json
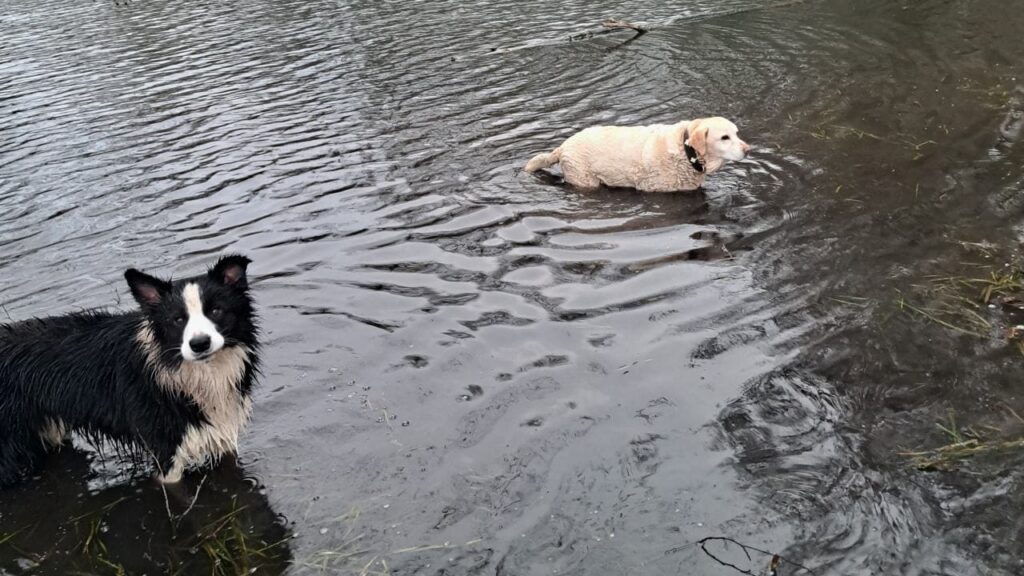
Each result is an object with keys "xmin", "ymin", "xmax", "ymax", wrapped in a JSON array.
[
  {"xmin": 741, "ymin": 142, "xmax": 751, "ymax": 154},
  {"xmin": 189, "ymin": 335, "xmax": 211, "ymax": 354}
]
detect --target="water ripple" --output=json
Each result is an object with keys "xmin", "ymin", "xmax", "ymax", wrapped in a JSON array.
[{"xmin": 4, "ymin": 0, "xmax": 1024, "ymax": 574}]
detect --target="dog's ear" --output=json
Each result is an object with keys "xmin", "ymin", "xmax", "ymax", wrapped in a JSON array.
[
  {"xmin": 210, "ymin": 254, "xmax": 251, "ymax": 288},
  {"xmin": 686, "ymin": 119, "xmax": 709, "ymax": 158},
  {"xmin": 125, "ymin": 269, "xmax": 171, "ymax": 308}
]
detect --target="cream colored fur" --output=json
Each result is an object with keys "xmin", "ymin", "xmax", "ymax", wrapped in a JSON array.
[
  {"xmin": 136, "ymin": 323, "xmax": 253, "ymax": 483},
  {"xmin": 38, "ymin": 418, "xmax": 68, "ymax": 449},
  {"xmin": 525, "ymin": 116, "xmax": 750, "ymax": 192}
]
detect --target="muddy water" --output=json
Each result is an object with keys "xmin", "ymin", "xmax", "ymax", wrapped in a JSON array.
[{"xmin": 2, "ymin": 0, "xmax": 1024, "ymax": 574}]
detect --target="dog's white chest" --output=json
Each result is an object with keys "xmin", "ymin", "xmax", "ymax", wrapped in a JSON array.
[{"xmin": 150, "ymin": 345, "xmax": 254, "ymax": 483}]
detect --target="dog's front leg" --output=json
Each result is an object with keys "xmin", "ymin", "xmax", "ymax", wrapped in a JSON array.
[{"xmin": 153, "ymin": 453, "xmax": 184, "ymax": 484}]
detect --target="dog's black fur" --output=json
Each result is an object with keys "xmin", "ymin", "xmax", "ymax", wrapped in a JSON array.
[{"xmin": 0, "ymin": 255, "xmax": 259, "ymax": 487}]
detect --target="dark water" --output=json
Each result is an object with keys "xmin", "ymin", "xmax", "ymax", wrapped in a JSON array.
[{"xmin": 2, "ymin": 0, "xmax": 1024, "ymax": 574}]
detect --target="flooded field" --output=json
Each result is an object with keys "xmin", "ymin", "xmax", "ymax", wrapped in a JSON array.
[{"xmin": 1, "ymin": 0, "xmax": 1023, "ymax": 574}]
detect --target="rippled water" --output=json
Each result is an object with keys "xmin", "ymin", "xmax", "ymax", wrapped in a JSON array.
[{"xmin": 2, "ymin": 0, "xmax": 1024, "ymax": 574}]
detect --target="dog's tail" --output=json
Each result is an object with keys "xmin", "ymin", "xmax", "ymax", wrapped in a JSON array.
[{"xmin": 525, "ymin": 147, "xmax": 562, "ymax": 173}]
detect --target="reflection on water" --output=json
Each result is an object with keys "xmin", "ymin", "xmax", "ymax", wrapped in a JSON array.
[{"xmin": 2, "ymin": 0, "xmax": 1024, "ymax": 574}]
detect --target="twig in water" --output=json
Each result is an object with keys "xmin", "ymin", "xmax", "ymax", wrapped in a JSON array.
[
  {"xmin": 174, "ymin": 474, "xmax": 207, "ymax": 527},
  {"xmin": 138, "ymin": 441, "xmax": 178, "ymax": 534},
  {"xmin": 159, "ymin": 478, "xmax": 174, "ymax": 532},
  {"xmin": 701, "ymin": 536, "xmax": 753, "ymax": 575},
  {"xmin": 600, "ymin": 19, "xmax": 648, "ymax": 33},
  {"xmin": 692, "ymin": 536, "xmax": 817, "ymax": 575}
]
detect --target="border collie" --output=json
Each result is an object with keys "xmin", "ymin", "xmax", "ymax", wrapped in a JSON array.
[{"xmin": 0, "ymin": 255, "xmax": 259, "ymax": 487}]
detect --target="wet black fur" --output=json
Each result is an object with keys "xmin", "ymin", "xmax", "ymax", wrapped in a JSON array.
[{"xmin": 0, "ymin": 255, "xmax": 259, "ymax": 487}]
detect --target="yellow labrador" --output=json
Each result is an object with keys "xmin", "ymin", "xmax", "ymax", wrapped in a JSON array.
[{"xmin": 525, "ymin": 117, "xmax": 750, "ymax": 192}]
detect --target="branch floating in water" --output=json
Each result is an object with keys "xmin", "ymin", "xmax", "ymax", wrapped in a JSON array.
[{"xmin": 600, "ymin": 19, "xmax": 648, "ymax": 33}]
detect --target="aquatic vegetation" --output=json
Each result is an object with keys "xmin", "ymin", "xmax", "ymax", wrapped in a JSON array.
[
  {"xmin": 896, "ymin": 264, "xmax": 1024, "ymax": 344},
  {"xmin": 187, "ymin": 498, "xmax": 289, "ymax": 576},
  {"xmin": 0, "ymin": 491, "xmax": 287, "ymax": 576},
  {"xmin": 892, "ymin": 266, "xmax": 1024, "ymax": 468},
  {"xmin": 900, "ymin": 409, "xmax": 1024, "ymax": 471},
  {"xmin": 296, "ymin": 507, "xmax": 483, "ymax": 575}
]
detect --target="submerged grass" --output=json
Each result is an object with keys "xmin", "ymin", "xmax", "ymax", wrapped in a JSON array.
[
  {"xmin": 297, "ymin": 507, "xmax": 371, "ymax": 573},
  {"xmin": 64, "ymin": 497, "xmax": 131, "ymax": 575},
  {"xmin": 896, "ymin": 293, "xmax": 989, "ymax": 338},
  {"xmin": 894, "ymin": 265, "xmax": 1024, "ymax": 469},
  {"xmin": 186, "ymin": 497, "xmax": 289, "ymax": 576},
  {"xmin": 297, "ymin": 507, "xmax": 482, "ymax": 575},
  {"xmin": 0, "ymin": 529, "xmax": 22, "ymax": 546},
  {"xmin": 896, "ymin": 265, "xmax": 1024, "ymax": 344},
  {"xmin": 900, "ymin": 409, "xmax": 1024, "ymax": 471},
  {"xmin": 806, "ymin": 122, "xmax": 939, "ymax": 160},
  {"xmin": 902, "ymin": 437, "xmax": 1024, "ymax": 470},
  {"xmin": 55, "ymin": 493, "xmax": 288, "ymax": 576}
]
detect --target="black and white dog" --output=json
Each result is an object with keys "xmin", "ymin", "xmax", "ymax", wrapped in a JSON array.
[{"xmin": 0, "ymin": 255, "xmax": 259, "ymax": 487}]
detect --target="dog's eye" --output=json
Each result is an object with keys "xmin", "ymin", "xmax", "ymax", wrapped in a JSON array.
[
  {"xmin": 210, "ymin": 307, "xmax": 223, "ymax": 320},
  {"xmin": 721, "ymin": 135, "xmax": 731, "ymax": 140},
  {"xmin": 173, "ymin": 315, "xmax": 186, "ymax": 326}
]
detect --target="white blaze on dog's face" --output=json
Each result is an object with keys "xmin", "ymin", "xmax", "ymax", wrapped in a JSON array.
[
  {"xmin": 699, "ymin": 117, "xmax": 751, "ymax": 162},
  {"xmin": 181, "ymin": 283, "xmax": 225, "ymax": 361},
  {"xmin": 126, "ymin": 255, "xmax": 254, "ymax": 367}
]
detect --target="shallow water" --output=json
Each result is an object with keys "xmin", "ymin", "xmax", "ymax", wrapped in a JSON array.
[{"xmin": 2, "ymin": 0, "xmax": 1024, "ymax": 574}]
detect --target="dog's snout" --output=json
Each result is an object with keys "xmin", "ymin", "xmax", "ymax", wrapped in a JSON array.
[
  {"xmin": 740, "ymin": 141, "xmax": 751, "ymax": 154},
  {"xmin": 189, "ymin": 334, "xmax": 211, "ymax": 354}
]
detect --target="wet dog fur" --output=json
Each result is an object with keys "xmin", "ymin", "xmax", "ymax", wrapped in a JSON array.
[
  {"xmin": 0, "ymin": 255, "xmax": 258, "ymax": 487},
  {"xmin": 525, "ymin": 116, "xmax": 751, "ymax": 192}
]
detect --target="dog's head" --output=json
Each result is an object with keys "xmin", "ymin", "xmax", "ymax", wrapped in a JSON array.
[
  {"xmin": 685, "ymin": 117, "xmax": 750, "ymax": 164},
  {"xmin": 125, "ymin": 255, "xmax": 256, "ymax": 363}
]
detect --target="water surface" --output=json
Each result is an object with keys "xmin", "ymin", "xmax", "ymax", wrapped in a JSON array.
[{"xmin": 2, "ymin": 0, "xmax": 1024, "ymax": 574}]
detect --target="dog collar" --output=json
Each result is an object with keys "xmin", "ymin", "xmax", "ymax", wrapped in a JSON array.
[{"xmin": 683, "ymin": 129, "xmax": 705, "ymax": 173}]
